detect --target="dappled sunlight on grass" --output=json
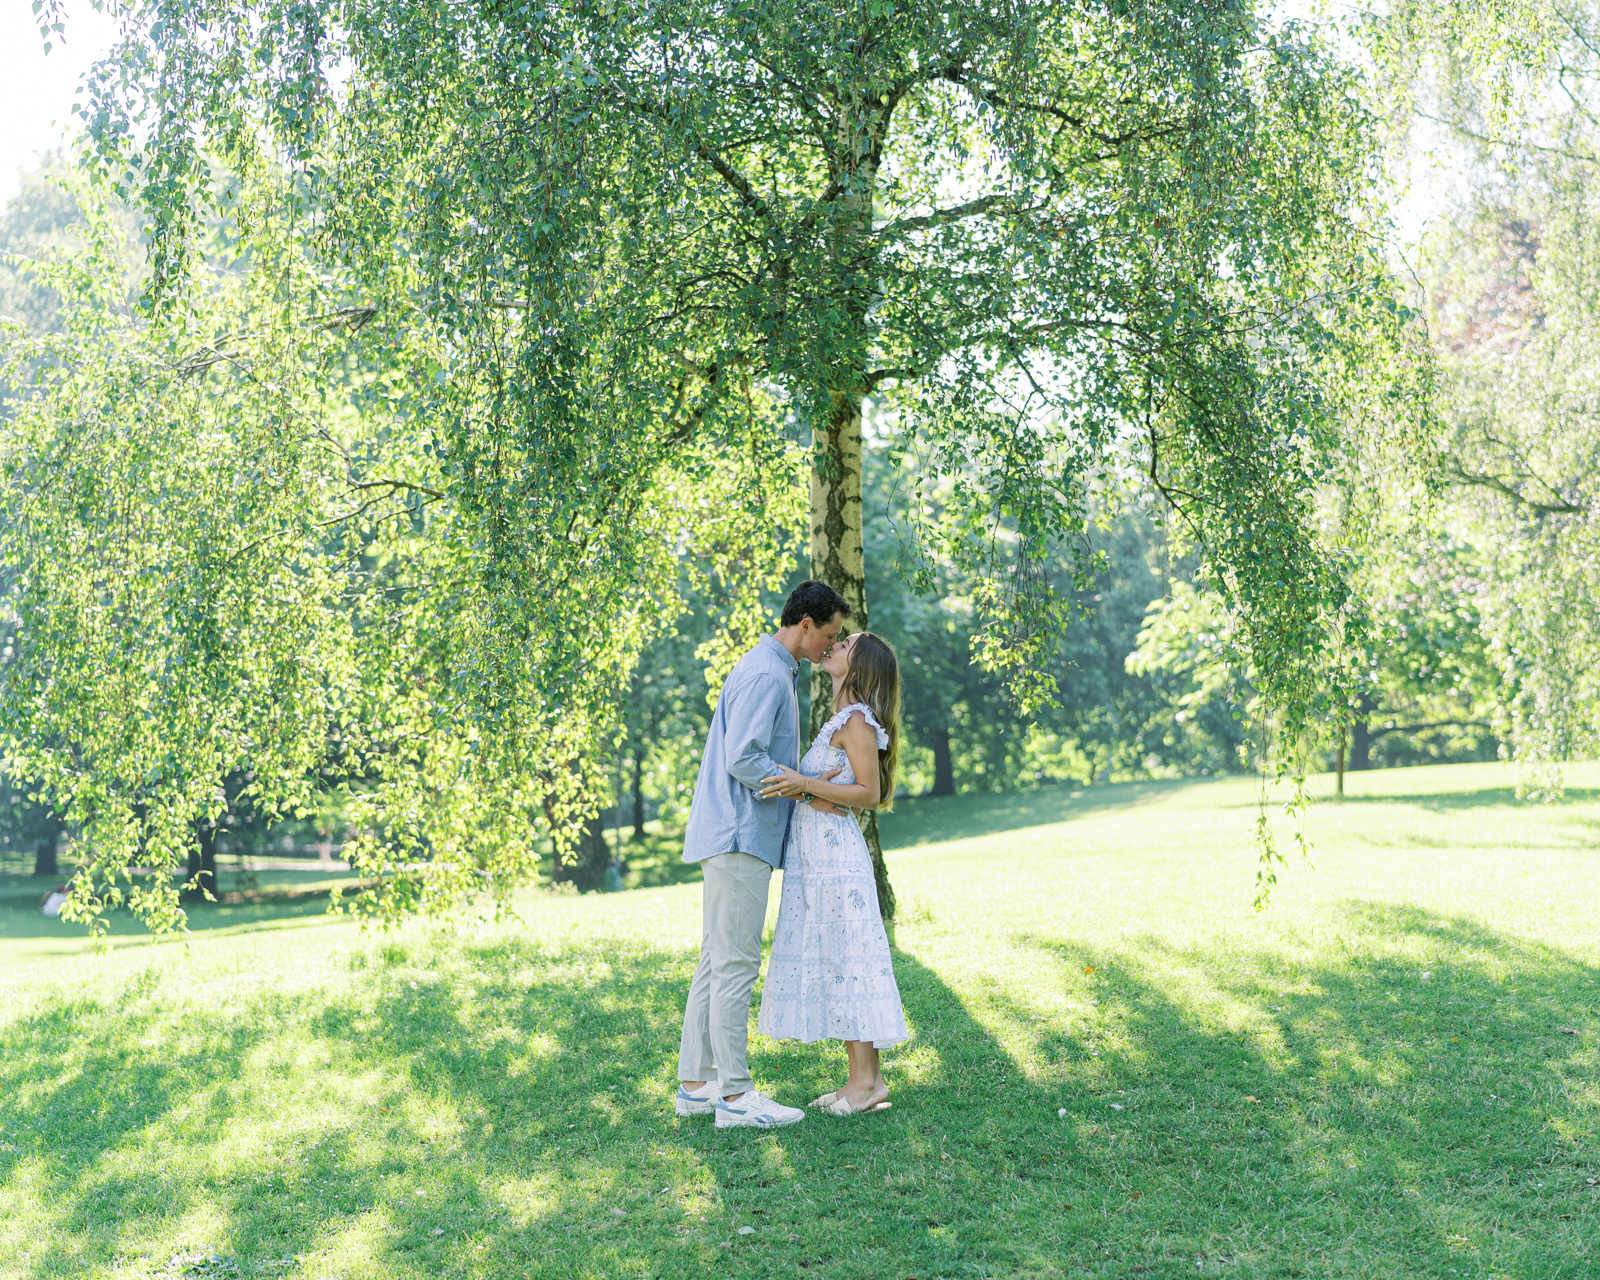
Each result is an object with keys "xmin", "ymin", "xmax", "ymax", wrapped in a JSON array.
[{"xmin": 2, "ymin": 764, "xmax": 1598, "ymax": 1276}]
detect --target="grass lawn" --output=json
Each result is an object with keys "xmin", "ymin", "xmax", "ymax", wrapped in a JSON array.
[{"xmin": 1, "ymin": 760, "xmax": 1597, "ymax": 1279}]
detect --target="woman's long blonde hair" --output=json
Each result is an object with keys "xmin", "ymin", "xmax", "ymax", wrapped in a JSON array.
[{"xmin": 836, "ymin": 631, "xmax": 901, "ymax": 811}]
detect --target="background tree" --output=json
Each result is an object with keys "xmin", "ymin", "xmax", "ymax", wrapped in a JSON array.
[
  {"xmin": 1334, "ymin": 537, "xmax": 1499, "ymax": 782},
  {"xmin": 0, "ymin": 157, "xmax": 83, "ymax": 340},
  {"xmin": 1371, "ymin": 0, "xmax": 1600, "ymax": 785}
]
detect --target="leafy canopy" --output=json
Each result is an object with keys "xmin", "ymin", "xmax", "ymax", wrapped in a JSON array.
[{"xmin": 4, "ymin": 0, "xmax": 1427, "ymax": 930}]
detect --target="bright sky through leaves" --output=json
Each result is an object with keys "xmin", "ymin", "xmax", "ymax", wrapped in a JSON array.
[{"xmin": 0, "ymin": 0, "xmax": 118, "ymax": 205}]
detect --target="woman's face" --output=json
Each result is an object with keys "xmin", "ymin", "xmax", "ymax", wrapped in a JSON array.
[{"xmin": 820, "ymin": 632, "xmax": 855, "ymax": 678}]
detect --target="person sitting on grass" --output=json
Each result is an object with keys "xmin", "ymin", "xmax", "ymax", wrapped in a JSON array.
[{"xmin": 757, "ymin": 629, "xmax": 906, "ymax": 1116}]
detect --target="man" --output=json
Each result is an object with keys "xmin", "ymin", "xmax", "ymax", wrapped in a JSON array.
[{"xmin": 675, "ymin": 580, "xmax": 851, "ymax": 1129}]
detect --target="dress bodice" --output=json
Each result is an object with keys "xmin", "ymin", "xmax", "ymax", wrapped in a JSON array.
[{"xmin": 799, "ymin": 702, "xmax": 889, "ymax": 787}]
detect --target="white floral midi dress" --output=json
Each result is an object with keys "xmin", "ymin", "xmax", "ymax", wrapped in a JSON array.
[{"xmin": 757, "ymin": 702, "xmax": 907, "ymax": 1048}]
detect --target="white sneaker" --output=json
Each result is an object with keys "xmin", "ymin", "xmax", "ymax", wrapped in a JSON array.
[
  {"xmin": 675, "ymin": 1081, "xmax": 718, "ymax": 1117},
  {"xmin": 714, "ymin": 1090, "xmax": 805, "ymax": 1129}
]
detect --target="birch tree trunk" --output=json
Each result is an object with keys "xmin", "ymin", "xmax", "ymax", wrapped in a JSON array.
[
  {"xmin": 810, "ymin": 388, "xmax": 895, "ymax": 920},
  {"xmin": 805, "ymin": 92, "xmax": 896, "ymax": 919}
]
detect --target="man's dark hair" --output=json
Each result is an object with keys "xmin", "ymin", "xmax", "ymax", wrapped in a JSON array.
[{"xmin": 781, "ymin": 580, "xmax": 852, "ymax": 628}]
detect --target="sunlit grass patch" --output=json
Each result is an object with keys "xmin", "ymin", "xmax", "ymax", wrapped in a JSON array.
[{"xmin": 1, "ymin": 761, "xmax": 1597, "ymax": 1277}]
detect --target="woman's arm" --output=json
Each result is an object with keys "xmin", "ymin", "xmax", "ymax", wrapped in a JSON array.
[
  {"xmin": 800, "ymin": 768, "xmax": 845, "ymax": 814},
  {"xmin": 760, "ymin": 713, "xmax": 882, "ymax": 809}
]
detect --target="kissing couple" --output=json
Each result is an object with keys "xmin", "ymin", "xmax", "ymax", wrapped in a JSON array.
[{"xmin": 674, "ymin": 580, "xmax": 906, "ymax": 1129}]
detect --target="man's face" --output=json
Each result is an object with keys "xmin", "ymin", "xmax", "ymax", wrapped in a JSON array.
[{"xmin": 799, "ymin": 612, "xmax": 847, "ymax": 664}]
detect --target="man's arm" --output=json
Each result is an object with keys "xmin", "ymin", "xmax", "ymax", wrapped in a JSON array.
[{"xmin": 722, "ymin": 673, "xmax": 791, "ymax": 792}]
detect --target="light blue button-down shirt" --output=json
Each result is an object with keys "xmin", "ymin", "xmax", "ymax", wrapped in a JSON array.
[{"xmin": 682, "ymin": 635, "xmax": 800, "ymax": 869}]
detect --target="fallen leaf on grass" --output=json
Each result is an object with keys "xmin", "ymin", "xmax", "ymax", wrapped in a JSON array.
[
  {"xmin": 1084, "ymin": 966, "xmax": 1095, "ymax": 975},
  {"xmin": 1557, "ymin": 1028, "xmax": 1580, "ymax": 1036},
  {"xmin": 1108, "ymin": 1103, "xmax": 1124, "ymax": 1111},
  {"xmin": 939, "ymin": 1153, "xmax": 950, "ymax": 1161},
  {"xmin": 738, "ymin": 1226, "xmax": 755, "ymax": 1235},
  {"xmin": 787, "ymin": 1234, "xmax": 800, "ymax": 1242},
  {"xmin": 843, "ymin": 1164, "xmax": 857, "ymax": 1170},
  {"xmin": 1243, "ymin": 1096, "xmax": 1258, "ymax": 1103},
  {"xmin": 1129, "ymin": 1192, "xmax": 1141, "ymax": 1201},
  {"xmin": 428, "ymin": 1229, "xmax": 443, "ymax": 1238}
]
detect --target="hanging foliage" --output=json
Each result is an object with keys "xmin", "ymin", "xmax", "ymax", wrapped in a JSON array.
[{"xmin": 4, "ymin": 0, "xmax": 1433, "ymax": 930}]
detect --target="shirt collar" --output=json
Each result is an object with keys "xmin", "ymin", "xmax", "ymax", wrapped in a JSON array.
[{"xmin": 759, "ymin": 633, "xmax": 800, "ymax": 678}]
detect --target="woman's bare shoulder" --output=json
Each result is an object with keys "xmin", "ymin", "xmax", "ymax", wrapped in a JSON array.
[{"xmin": 835, "ymin": 709, "xmax": 876, "ymax": 742}]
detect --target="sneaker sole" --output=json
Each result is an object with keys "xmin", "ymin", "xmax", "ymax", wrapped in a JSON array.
[
  {"xmin": 675, "ymin": 1101, "xmax": 716, "ymax": 1117},
  {"xmin": 713, "ymin": 1113, "xmax": 805, "ymax": 1129}
]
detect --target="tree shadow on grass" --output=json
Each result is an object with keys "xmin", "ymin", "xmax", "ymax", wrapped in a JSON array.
[
  {"xmin": 1326, "ymin": 787, "xmax": 1600, "ymax": 814},
  {"xmin": 2, "ymin": 928, "xmax": 1087, "ymax": 1278},
  {"xmin": 0, "ymin": 895, "xmax": 344, "ymax": 948},
  {"xmin": 3, "ymin": 904, "xmax": 1597, "ymax": 1280},
  {"xmin": 1010, "ymin": 902, "xmax": 1600, "ymax": 1277},
  {"xmin": 879, "ymin": 779, "xmax": 1226, "ymax": 850},
  {"xmin": 0, "ymin": 980, "xmax": 274, "ymax": 1260}
]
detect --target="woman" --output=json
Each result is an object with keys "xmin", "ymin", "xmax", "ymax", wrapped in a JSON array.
[{"xmin": 757, "ymin": 630, "xmax": 906, "ymax": 1115}]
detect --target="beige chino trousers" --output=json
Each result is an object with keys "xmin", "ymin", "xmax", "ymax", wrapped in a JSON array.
[{"xmin": 677, "ymin": 851, "xmax": 773, "ymax": 1096}]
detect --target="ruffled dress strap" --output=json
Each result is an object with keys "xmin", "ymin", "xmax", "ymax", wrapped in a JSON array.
[{"xmin": 823, "ymin": 702, "xmax": 889, "ymax": 751}]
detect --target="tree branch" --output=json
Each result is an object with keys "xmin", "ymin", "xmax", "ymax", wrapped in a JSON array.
[
  {"xmin": 345, "ymin": 478, "xmax": 445, "ymax": 501},
  {"xmin": 863, "ymin": 313, "xmax": 1139, "ymax": 391},
  {"xmin": 607, "ymin": 88, "xmax": 786, "ymax": 235},
  {"xmin": 1444, "ymin": 466, "xmax": 1585, "ymax": 515},
  {"xmin": 1416, "ymin": 110, "xmax": 1598, "ymax": 166},
  {"xmin": 1369, "ymin": 718, "xmax": 1494, "ymax": 737},
  {"xmin": 944, "ymin": 69, "xmax": 1186, "ymax": 150},
  {"xmin": 693, "ymin": 143, "xmax": 783, "ymax": 228},
  {"xmin": 873, "ymin": 193, "xmax": 1036, "ymax": 240}
]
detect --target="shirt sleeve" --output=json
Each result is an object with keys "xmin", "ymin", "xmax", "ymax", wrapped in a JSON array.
[{"xmin": 721, "ymin": 672, "xmax": 792, "ymax": 791}]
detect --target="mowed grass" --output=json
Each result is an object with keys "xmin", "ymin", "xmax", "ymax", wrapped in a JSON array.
[{"xmin": 1, "ymin": 761, "xmax": 1598, "ymax": 1279}]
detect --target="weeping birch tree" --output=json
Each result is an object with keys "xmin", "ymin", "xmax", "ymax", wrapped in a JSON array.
[
  {"xmin": 1371, "ymin": 0, "xmax": 1600, "ymax": 783},
  {"xmin": 5, "ymin": 0, "xmax": 1429, "ymax": 932}
]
